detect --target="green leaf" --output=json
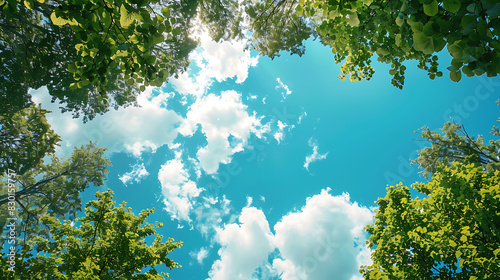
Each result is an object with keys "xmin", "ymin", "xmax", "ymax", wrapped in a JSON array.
[
  {"xmin": 447, "ymin": 43, "xmax": 464, "ymax": 58},
  {"xmin": 486, "ymin": 3, "xmax": 500, "ymax": 18},
  {"xmin": 467, "ymin": 3, "xmax": 480, "ymax": 14},
  {"xmin": 50, "ymin": 12, "xmax": 69, "ymax": 26},
  {"xmin": 459, "ymin": 258, "xmax": 465, "ymax": 267},
  {"xmin": 443, "ymin": 0, "xmax": 461, "ymax": 13},
  {"xmin": 413, "ymin": 32, "xmax": 434, "ymax": 54},
  {"xmin": 129, "ymin": 34, "xmax": 140, "ymax": 44},
  {"xmin": 120, "ymin": 4, "xmax": 135, "ymax": 28},
  {"xmin": 396, "ymin": 17, "xmax": 404, "ymax": 27},
  {"xmin": 296, "ymin": 5, "xmax": 304, "ymax": 16},
  {"xmin": 450, "ymin": 70, "xmax": 462, "ymax": 82},
  {"xmin": 423, "ymin": 0, "xmax": 438, "ymax": 16},
  {"xmin": 118, "ymin": 43, "xmax": 128, "ymax": 51},
  {"xmin": 462, "ymin": 65, "xmax": 474, "ymax": 77},
  {"xmin": 153, "ymin": 34, "xmax": 164, "ymax": 44},
  {"xmin": 348, "ymin": 13, "xmax": 360, "ymax": 27},
  {"xmin": 24, "ymin": 0, "xmax": 34, "ymax": 9},
  {"xmin": 67, "ymin": 63, "xmax": 77, "ymax": 73},
  {"xmin": 161, "ymin": 7, "xmax": 170, "ymax": 18}
]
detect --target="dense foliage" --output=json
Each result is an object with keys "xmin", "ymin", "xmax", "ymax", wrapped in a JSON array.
[
  {"xmin": 361, "ymin": 163, "xmax": 500, "ymax": 279},
  {"xmin": 0, "ymin": 0, "xmax": 197, "ymax": 120},
  {"xmin": 1, "ymin": 189, "xmax": 182, "ymax": 279}
]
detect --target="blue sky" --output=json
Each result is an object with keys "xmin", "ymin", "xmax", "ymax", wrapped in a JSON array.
[{"xmin": 30, "ymin": 32, "xmax": 499, "ymax": 280}]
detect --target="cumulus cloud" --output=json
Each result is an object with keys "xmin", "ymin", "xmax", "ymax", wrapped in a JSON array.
[
  {"xmin": 207, "ymin": 189, "xmax": 373, "ymax": 280},
  {"xmin": 158, "ymin": 151, "xmax": 204, "ymax": 222},
  {"xmin": 276, "ymin": 78, "xmax": 292, "ymax": 100},
  {"xmin": 272, "ymin": 189, "xmax": 373, "ymax": 280},
  {"xmin": 304, "ymin": 138, "xmax": 329, "ymax": 171},
  {"xmin": 180, "ymin": 90, "xmax": 266, "ymax": 174},
  {"xmin": 207, "ymin": 207, "xmax": 275, "ymax": 280},
  {"xmin": 118, "ymin": 163, "xmax": 150, "ymax": 185},
  {"xmin": 170, "ymin": 33, "xmax": 259, "ymax": 96},
  {"xmin": 30, "ymin": 87, "xmax": 182, "ymax": 159}
]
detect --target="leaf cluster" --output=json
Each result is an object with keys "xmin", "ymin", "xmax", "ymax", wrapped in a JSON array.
[
  {"xmin": 0, "ymin": 0, "xmax": 196, "ymax": 121},
  {"xmin": 412, "ymin": 122, "xmax": 500, "ymax": 179},
  {"xmin": 283, "ymin": 0, "xmax": 500, "ymax": 88},
  {"xmin": 362, "ymin": 162, "xmax": 500, "ymax": 279},
  {"xmin": 0, "ymin": 142, "xmax": 110, "ymax": 242},
  {"xmin": 2, "ymin": 189, "xmax": 181, "ymax": 279}
]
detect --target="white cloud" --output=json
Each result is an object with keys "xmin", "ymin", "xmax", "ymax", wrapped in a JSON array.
[
  {"xmin": 272, "ymin": 259, "xmax": 307, "ymax": 280},
  {"xmin": 276, "ymin": 78, "xmax": 292, "ymax": 100},
  {"xmin": 194, "ymin": 195, "xmax": 234, "ymax": 238},
  {"xmin": 304, "ymin": 138, "xmax": 329, "ymax": 171},
  {"xmin": 207, "ymin": 189, "xmax": 373, "ymax": 280},
  {"xmin": 297, "ymin": 112, "xmax": 307, "ymax": 124},
  {"xmin": 199, "ymin": 35, "xmax": 259, "ymax": 84},
  {"xmin": 180, "ymin": 90, "xmax": 266, "ymax": 174},
  {"xmin": 274, "ymin": 120, "xmax": 288, "ymax": 144},
  {"xmin": 272, "ymin": 189, "xmax": 373, "ymax": 280},
  {"xmin": 207, "ymin": 207, "xmax": 275, "ymax": 280},
  {"xmin": 30, "ymin": 87, "xmax": 182, "ymax": 159},
  {"xmin": 191, "ymin": 247, "xmax": 210, "ymax": 265},
  {"xmin": 158, "ymin": 151, "xmax": 204, "ymax": 222},
  {"xmin": 118, "ymin": 163, "xmax": 150, "ymax": 185},
  {"xmin": 170, "ymin": 33, "xmax": 259, "ymax": 96}
]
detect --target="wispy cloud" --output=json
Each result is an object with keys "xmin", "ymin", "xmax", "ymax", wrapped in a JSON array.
[
  {"xmin": 118, "ymin": 163, "xmax": 150, "ymax": 185},
  {"xmin": 304, "ymin": 138, "xmax": 329, "ymax": 171},
  {"xmin": 276, "ymin": 78, "xmax": 292, "ymax": 100},
  {"xmin": 190, "ymin": 247, "xmax": 209, "ymax": 265}
]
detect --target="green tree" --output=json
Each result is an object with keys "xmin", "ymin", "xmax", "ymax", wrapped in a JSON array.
[
  {"xmin": 361, "ymin": 162, "xmax": 500, "ymax": 279},
  {"xmin": 1, "ymin": 189, "xmax": 182, "ymax": 279},
  {"xmin": 242, "ymin": 0, "xmax": 314, "ymax": 59},
  {"xmin": 247, "ymin": 0, "xmax": 500, "ymax": 88},
  {"xmin": 0, "ymin": 0, "xmax": 197, "ymax": 120},
  {"xmin": 412, "ymin": 122, "xmax": 500, "ymax": 179},
  {"xmin": 0, "ymin": 104, "xmax": 60, "ymax": 176},
  {"xmin": 0, "ymin": 142, "xmax": 110, "ymax": 242}
]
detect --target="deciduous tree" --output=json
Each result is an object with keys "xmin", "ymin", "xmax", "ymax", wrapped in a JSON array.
[
  {"xmin": 0, "ymin": 142, "xmax": 110, "ymax": 242},
  {"xmin": 1, "ymin": 189, "xmax": 182, "ymax": 279},
  {"xmin": 361, "ymin": 162, "xmax": 500, "ymax": 279},
  {"xmin": 0, "ymin": 0, "xmax": 197, "ymax": 120},
  {"xmin": 412, "ymin": 122, "xmax": 500, "ymax": 179},
  {"xmin": 0, "ymin": 104, "xmax": 60, "ymax": 176}
]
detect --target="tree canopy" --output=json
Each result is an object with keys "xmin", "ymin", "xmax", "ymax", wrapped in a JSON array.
[
  {"xmin": 0, "ymin": 104, "xmax": 60, "ymax": 176},
  {"xmin": 0, "ymin": 0, "xmax": 197, "ymax": 121},
  {"xmin": 2, "ymin": 0, "xmax": 500, "ymax": 119},
  {"xmin": 0, "ymin": 142, "xmax": 110, "ymax": 242},
  {"xmin": 1, "ymin": 189, "xmax": 182, "ymax": 279},
  {"xmin": 361, "ymin": 114, "xmax": 500, "ymax": 279},
  {"xmin": 361, "ymin": 162, "xmax": 500, "ymax": 279},
  {"xmin": 239, "ymin": 0, "xmax": 500, "ymax": 88},
  {"xmin": 412, "ymin": 122, "xmax": 500, "ymax": 179}
]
